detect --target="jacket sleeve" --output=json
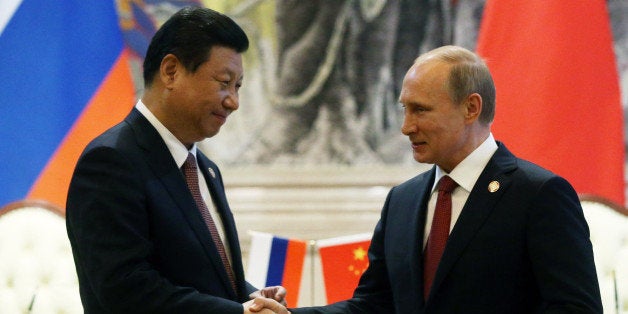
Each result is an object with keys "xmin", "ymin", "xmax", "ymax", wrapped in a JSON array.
[{"xmin": 526, "ymin": 176, "xmax": 602, "ymax": 313}]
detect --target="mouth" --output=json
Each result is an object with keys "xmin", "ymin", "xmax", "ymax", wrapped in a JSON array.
[
  {"xmin": 411, "ymin": 141, "xmax": 426, "ymax": 149},
  {"xmin": 212, "ymin": 112, "xmax": 228, "ymax": 124}
]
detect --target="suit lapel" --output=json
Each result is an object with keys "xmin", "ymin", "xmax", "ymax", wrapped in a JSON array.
[
  {"xmin": 126, "ymin": 109, "xmax": 238, "ymax": 299},
  {"xmin": 428, "ymin": 143, "xmax": 518, "ymax": 300}
]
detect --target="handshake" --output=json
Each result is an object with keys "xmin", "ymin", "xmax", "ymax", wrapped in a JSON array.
[{"xmin": 243, "ymin": 286, "xmax": 291, "ymax": 314}]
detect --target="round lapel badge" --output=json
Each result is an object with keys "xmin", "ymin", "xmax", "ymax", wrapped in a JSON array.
[{"xmin": 488, "ymin": 180, "xmax": 500, "ymax": 193}]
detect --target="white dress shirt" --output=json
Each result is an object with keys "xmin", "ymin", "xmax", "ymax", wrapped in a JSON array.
[{"xmin": 423, "ymin": 133, "xmax": 498, "ymax": 248}]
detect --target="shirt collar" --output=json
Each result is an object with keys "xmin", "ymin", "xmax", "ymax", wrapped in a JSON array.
[
  {"xmin": 432, "ymin": 133, "xmax": 498, "ymax": 193},
  {"xmin": 135, "ymin": 100, "xmax": 197, "ymax": 168}
]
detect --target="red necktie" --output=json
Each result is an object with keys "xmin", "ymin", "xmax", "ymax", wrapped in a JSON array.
[
  {"xmin": 182, "ymin": 153, "xmax": 237, "ymax": 293},
  {"xmin": 423, "ymin": 175, "xmax": 458, "ymax": 300}
]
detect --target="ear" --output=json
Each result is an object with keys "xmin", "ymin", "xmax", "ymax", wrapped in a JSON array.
[
  {"xmin": 464, "ymin": 93, "xmax": 482, "ymax": 123},
  {"xmin": 160, "ymin": 54, "xmax": 179, "ymax": 89}
]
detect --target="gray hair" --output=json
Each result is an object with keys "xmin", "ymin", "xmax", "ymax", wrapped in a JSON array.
[{"xmin": 415, "ymin": 45, "xmax": 496, "ymax": 125}]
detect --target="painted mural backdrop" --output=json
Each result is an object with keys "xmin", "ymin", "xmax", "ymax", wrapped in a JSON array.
[
  {"xmin": 0, "ymin": 0, "xmax": 626, "ymax": 209},
  {"xmin": 116, "ymin": 0, "xmax": 490, "ymax": 166},
  {"xmin": 116, "ymin": 0, "xmax": 628, "ymax": 205}
]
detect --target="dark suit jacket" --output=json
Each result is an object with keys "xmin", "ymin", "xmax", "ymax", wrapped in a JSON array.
[
  {"xmin": 294, "ymin": 143, "xmax": 602, "ymax": 314},
  {"xmin": 66, "ymin": 109, "xmax": 257, "ymax": 313}
]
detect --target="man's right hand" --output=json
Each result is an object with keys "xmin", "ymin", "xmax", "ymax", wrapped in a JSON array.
[{"xmin": 244, "ymin": 297, "xmax": 291, "ymax": 314}]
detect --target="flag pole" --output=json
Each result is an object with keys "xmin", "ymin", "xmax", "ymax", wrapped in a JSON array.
[
  {"xmin": 613, "ymin": 269, "xmax": 619, "ymax": 314},
  {"xmin": 309, "ymin": 239, "xmax": 317, "ymax": 306}
]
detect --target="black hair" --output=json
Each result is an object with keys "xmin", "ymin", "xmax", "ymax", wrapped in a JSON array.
[{"xmin": 142, "ymin": 6, "xmax": 249, "ymax": 87}]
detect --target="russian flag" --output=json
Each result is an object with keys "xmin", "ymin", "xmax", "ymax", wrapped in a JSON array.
[
  {"xmin": 0, "ymin": 0, "xmax": 136, "ymax": 210},
  {"xmin": 247, "ymin": 231, "xmax": 308, "ymax": 307}
]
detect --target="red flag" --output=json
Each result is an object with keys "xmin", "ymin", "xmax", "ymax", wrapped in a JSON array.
[
  {"xmin": 476, "ymin": 0, "xmax": 624, "ymax": 205},
  {"xmin": 317, "ymin": 233, "xmax": 371, "ymax": 304}
]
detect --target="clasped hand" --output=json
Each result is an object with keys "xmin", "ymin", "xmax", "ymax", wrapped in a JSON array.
[{"xmin": 243, "ymin": 286, "xmax": 291, "ymax": 314}]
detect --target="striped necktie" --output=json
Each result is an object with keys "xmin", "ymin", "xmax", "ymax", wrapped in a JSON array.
[{"xmin": 182, "ymin": 153, "xmax": 237, "ymax": 293}]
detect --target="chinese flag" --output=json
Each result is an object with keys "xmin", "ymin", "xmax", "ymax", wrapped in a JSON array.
[
  {"xmin": 317, "ymin": 233, "xmax": 372, "ymax": 304},
  {"xmin": 476, "ymin": 0, "xmax": 625, "ymax": 205}
]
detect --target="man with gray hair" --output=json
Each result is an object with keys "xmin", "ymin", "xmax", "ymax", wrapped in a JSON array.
[{"xmin": 255, "ymin": 45, "xmax": 602, "ymax": 313}]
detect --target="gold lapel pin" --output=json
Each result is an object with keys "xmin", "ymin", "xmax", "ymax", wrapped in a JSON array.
[
  {"xmin": 488, "ymin": 180, "xmax": 500, "ymax": 193},
  {"xmin": 208, "ymin": 168, "xmax": 216, "ymax": 179}
]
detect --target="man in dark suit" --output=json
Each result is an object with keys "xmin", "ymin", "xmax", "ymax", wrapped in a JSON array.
[
  {"xmin": 254, "ymin": 45, "xmax": 603, "ymax": 313},
  {"xmin": 66, "ymin": 7, "xmax": 289, "ymax": 314}
]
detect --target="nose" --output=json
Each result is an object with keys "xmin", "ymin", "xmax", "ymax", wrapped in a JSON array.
[
  {"xmin": 401, "ymin": 113, "xmax": 415, "ymax": 136},
  {"xmin": 223, "ymin": 90, "xmax": 239, "ymax": 111}
]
